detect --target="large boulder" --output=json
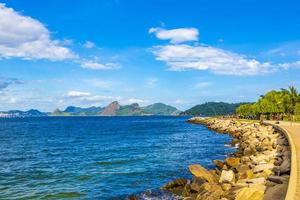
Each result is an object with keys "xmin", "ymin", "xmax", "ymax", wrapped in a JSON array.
[
  {"xmin": 279, "ymin": 158, "xmax": 291, "ymax": 174},
  {"xmin": 196, "ymin": 183, "xmax": 224, "ymax": 200},
  {"xmin": 225, "ymin": 157, "xmax": 240, "ymax": 168},
  {"xmin": 219, "ymin": 170, "xmax": 235, "ymax": 184},
  {"xmin": 263, "ymin": 183, "xmax": 288, "ymax": 200},
  {"xmin": 267, "ymin": 176, "xmax": 287, "ymax": 184},
  {"xmin": 253, "ymin": 163, "xmax": 274, "ymax": 173},
  {"xmin": 235, "ymin": 185, "xmax": 265, "ymax": 200},
  {"xmin": 213, "ymin": 160, "xmax": 225, "ymax": 169},
  {"xmin": 189, "ymin": 164, "xmax": 218, "ymax": 183},
  {"xmin": 160, "ymin": 178, "xmax": 187, "ymax": 190}
]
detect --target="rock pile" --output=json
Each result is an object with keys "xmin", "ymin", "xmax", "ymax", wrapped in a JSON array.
[{"xmin": 160, "ymin": 118, "xmax": 290, "ymax": 200}]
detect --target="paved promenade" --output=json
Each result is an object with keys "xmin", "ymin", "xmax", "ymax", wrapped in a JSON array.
[{"xmin": 267, "ymin": 121, "xmax": 300, "ymax": 200}]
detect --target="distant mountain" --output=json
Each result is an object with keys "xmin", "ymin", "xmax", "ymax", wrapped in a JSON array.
[
  {"xmin": 142, "ymin": 103, "xmax": 181, "ymax": 115},
  {"xmin": 64, "ymin": 106, "xmax": 103, "ymax": 116},
  {"xmin": 181, "ymin": 102, "xmax": 246, "ymax": 116},
  {"xmin": 0, "ymin": 109, "xmax": 47, "ymax": 117},
  {"xmin": 49, "ymin": 108, "xmax": 71, "ymax": 116},
  {"xmin": 115, "ymin": 103, "xmax": 146, "ymax": 116},
  {"xmin": 49, "ymin": 101, "xmax": 181, "ymax": 116},
  {"xmin": 100, "ymin": 101, "xmax": 120, "ymax": 116},
  {"xmin": 99, "ymin": 101, "xmax": 180, "ymax": 116}
]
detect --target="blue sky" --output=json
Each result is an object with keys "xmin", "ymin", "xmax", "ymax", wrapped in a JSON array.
[{"xmin": 0, "ymin": 0, "xmax": 299, "ymax": 111}]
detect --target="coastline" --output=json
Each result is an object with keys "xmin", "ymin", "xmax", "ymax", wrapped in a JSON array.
[{"xmin": 159, "ymin": 117, "xmax": 291, "ymax": 200}]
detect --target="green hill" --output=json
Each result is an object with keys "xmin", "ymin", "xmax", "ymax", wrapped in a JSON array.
[
  {"xmin": 181, "ymin": 102, "xmax": 246, "ymax": 116},
  {"xmin": 116, "ymin": 103, "xmax": 147, "ymax": 116},
  {"xmin": 142, "ymin": 103, "xmax": 181, "ymax": 115}
]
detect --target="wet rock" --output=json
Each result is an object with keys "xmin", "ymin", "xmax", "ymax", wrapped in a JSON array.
[{"xmin": 160, "ymin": 178, "xmax": 188, "ymax": 190}]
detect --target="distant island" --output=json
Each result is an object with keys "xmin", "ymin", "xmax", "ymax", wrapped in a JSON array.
[
  {"xmin": 50, "ymin": 101, "xmax": 181, "ymax": 116},
  {"xmin": 0, "ymin": 101, "xmax": 250, "ymax": 118}
]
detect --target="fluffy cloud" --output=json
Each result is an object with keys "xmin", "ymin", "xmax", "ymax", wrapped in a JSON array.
[
  {"xmin": 83, "ymin": 41, "xmax": 95, "ymax": 49},
  {"xmin": 124, "ymin": 98, "xmax": 148, "ymax": 105},
  {"xmin": 64, "ymin": 90, "xmax": 120, "ymax": 106},
  {"xmin": 0, "ymin": 4, "xmax": 120, "ymax": 70},
  {"xmin": 80, "ymin": 60, "xmax": 120, "ymax": 70},
  {"xmin": 151, "ymin": 44, "xmax": 274, "ymax": 75},
  {"xmin": 149, "ymin": 27, "xmax": 300, "ymax": 75},
  {"xmin": 149, "ymin": 27, "xmax": 198, "ymax": 43},
  {"xmin": 67, "ymin": 91, "xmax": 91, "ymax": 97},
  {"xmin": 278, "ymin": 61, "xmax": 300, "ymax": 69},
  {"xmin": 0, "ymin": 3, "xmax": 76, "ymax": 60}
]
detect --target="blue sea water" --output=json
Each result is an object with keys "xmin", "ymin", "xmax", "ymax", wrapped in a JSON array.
[{"xmin": 0, "ymin": 116, "xmax": 234, "ymax": 199}]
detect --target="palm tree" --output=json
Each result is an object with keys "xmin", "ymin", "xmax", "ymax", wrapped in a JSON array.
[{"xmin": 281, "ymin": 86, "xmax": 300, "ymax": 120}]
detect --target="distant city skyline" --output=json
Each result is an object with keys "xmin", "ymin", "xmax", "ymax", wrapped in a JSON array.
[{"xmin": 0, "ymin": 0, "xmax": 299, "ymax": 111}]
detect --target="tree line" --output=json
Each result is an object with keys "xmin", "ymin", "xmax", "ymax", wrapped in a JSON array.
[{"xmin": 236, "ymin": 86, "xmax": 300, "ymax": 121}]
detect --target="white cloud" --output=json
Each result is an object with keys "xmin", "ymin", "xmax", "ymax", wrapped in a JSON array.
[
  {"xmin": 149, "ymin": 27, "xmax": 300, "ymax": 76},
  {"xmin": 0, "ymin": 3, "xmax": 76, "ymax": 60},
  {"xmin": 67, "ymin": 91, "xmax": 91, "ymax": 97},
  {"xmin": 149, "ymin": 27, "xmax": 198, "ymax": 43},
  {"xmin": 61, "ymin": 39, "xmax": 73, "ymax": 46},
  {"xmin": 80, "ymin": 95, "xmax": 118, "ymax": 103},
  {"xmin": 64, "ymin": 91, "xmax": 120, "ymax": 106},
  {"xmin": 151, "ymin": 44, "xmax": 274, "ymax": 75},
  {"xmin": 278, "ymin": 60, "xmax": 300, "ymax": 69},
  {"xmin": 83, "ymin": 41, "xmax": 95, "ymax": 49},
  {"xmin": 125, "ymin": 98, "xmax": 148, "ymax": 105},
  {"xmin": 195, "ymin": 81, "xmax": 212, "ymax": 89},
  {"xmin": 80, "ymin": 60, "xmax": 120, "ymax": 70},
  {"xmin": 264, "ymin": 41, "xmax": 300, "ymax": 58},
  {"xmin": 145, "ymin": 78, "xmax": 158, "ymax": 88}
]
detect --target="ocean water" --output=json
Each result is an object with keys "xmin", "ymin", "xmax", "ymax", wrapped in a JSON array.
[{"xmin": 0, "ymin": 116, "xmax": 234, "ymax": 199}]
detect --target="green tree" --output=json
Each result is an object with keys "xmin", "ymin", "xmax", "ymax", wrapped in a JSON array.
[
  {"xmin": 281, "ymin": 86, "xmax": 300, "ymax": 120},
  {"xmin": 295, "ymin": 103, "xmax": 300, "ymax": 121}
]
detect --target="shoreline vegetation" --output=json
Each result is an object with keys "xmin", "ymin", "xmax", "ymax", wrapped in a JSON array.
[
  {"xmin": 236, "ymin": 86, "xmax": 300, "ymax": 122},
  {"xmin": 155, "ymin": 117, "xmax": 291, "ymax": 200}
]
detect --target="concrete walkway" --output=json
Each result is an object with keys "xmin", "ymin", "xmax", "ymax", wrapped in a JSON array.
[{"xmin": 267, "ymin": 121, "xmax": 300, "ymax": 200}]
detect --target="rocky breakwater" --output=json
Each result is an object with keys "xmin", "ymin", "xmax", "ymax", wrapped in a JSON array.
[{"xmin": 160, "ymin": 118, "xmax": 291, "ymax": 200}]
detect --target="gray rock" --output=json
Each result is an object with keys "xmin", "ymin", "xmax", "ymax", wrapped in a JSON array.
[{"xmin": 263, "ymin": 183, "xmax": 288, "ymax": 200}]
